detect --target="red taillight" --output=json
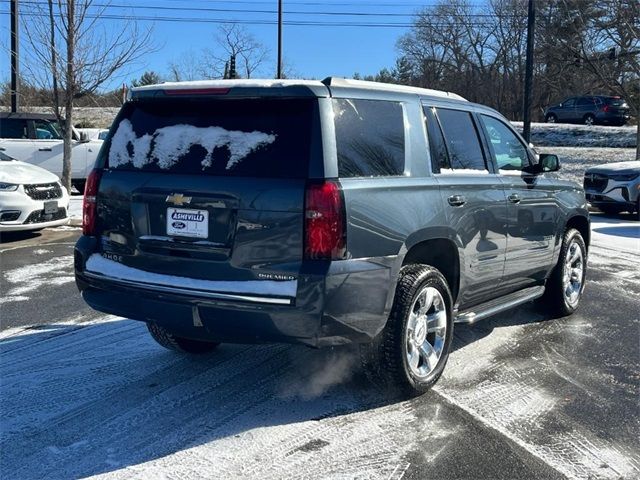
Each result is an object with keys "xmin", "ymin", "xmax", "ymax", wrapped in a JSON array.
[
  {"xmin": 304, "ymin": 181, "xmax": 346, "ymax": 260},
  {"xmin": 601, "ymin": 104, "xmax": 610, "ymax": 112},
  {"xmin": 82, "ymin": 169, "xmax": 102, "ymax": 236}
]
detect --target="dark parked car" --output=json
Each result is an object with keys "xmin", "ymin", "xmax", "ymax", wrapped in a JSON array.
[
  {"xmin": 74, "ymin": 78, "xmax": 590, "ymax": 395},
  {"xmin": 584, "ymin": 161, "xmax": 640, "ymax": 219},
  {"xmin": 544, "ymin": 96, "xmax": 630, "ymax": 126}
]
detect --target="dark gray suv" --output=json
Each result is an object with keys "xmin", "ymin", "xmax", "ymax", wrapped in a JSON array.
[
  {"xmin": 75, "ymin": 78, "xmax": 590, "ymax": 395},
  {"xmin": 544, "ymin": 95, "xmax": 630, "ymax": 126}
]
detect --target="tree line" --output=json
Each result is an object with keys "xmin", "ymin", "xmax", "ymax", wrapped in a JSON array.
[{"xmin": 357, "ymin": 0, "xmax": 638, "ymax": 123}]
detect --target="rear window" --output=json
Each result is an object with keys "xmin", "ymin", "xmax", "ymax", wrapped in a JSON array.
[
  {"xmin": 333, "ymin": 98, "xmax": 405, "ymax": 177},
  {"xmin": 105, "ymin": 98, "xmax": 315, "ymax": 178},
  {"xmin": 605, "ymin": 98, "xmax": 625, "ymax": 107}
]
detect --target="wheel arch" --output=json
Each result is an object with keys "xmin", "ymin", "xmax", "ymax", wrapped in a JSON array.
[
  {"xmin": 400, "ymin": 237, "xmax": 461, "ymax": 304},
  {"xmin": 566, "ymin": 214, "xmax": 590, "ymax": 251}
]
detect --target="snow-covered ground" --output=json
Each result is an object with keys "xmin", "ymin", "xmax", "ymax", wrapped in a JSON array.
[
  {"xmin": 68, "ymin": 195, "xmax": 83, "ymax": 223},
  {"xmin": 512, "ymin": 122, "xmax": 637, "ymax": 148}
]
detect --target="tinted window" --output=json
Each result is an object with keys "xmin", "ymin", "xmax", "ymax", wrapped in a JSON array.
[
  {"xmin": 605, "ymin": 98, "xmax": 625, "ymax": 107},
  {"xmin": 0, "ymin": 118, "xmax": 29, "ymax": 139},
  {"xmin": 33, "ymin": 120, "xmax": 63, "ymax": 140},
  {"xmin": 435, "ymin": 108, "xmax": 487, "ymax": 172},
  {"xmin": 106, "ymin": 98, "xmax": 315, "ymax": 178},
  {"xmin": 333, "ymin": 98, "xmax": 405, "ymax": 177},
  {"xmin": 562, "ymin": 98, "xmax": 576, "ymax": 107},
  {"xmin": 577, "ymin": 97, "xmax": 595, "ymax": 106},
  {"xmin": 423, "ymin": 106, "xmax": 449, "ymax": 172},
  {"xmin": 481, "ymin": 115, "xmax": 530, "ymax": 171}
]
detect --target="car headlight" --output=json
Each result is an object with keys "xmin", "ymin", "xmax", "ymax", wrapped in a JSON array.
[
  {"xmin": 0, "ymin": 182, "xmax": 19, "ymax": 191},
  {"xmin": 609, "ymin": 173, "xmax": 639, "ymax": 181}
]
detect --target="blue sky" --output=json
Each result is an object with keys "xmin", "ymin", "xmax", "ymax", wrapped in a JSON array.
[{"xmin": 0, "ymin": 0, "xmax": 440, "ymax": 89}]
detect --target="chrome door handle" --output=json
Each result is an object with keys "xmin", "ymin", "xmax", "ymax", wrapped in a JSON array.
[
  {"xmin": 448, "ymin": 195, "xmax": 467, "ymax": 207},
  {"xmin": 508, "ymin": 194, "xmax": 521, "ymax": 204}
]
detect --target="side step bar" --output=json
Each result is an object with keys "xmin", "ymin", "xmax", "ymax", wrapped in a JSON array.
[{"xmin": 454, "ymin": 286, "xmax": 545, "ymax": 324}]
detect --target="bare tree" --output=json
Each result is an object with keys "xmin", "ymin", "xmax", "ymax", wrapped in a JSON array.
[
  {"xmin": 21, "ymin": 0, "xmax": 154, "ymax": 192},
  {"xmin": 204, "ymin": 24, "xmax": 269, "ymax": 79},
  {"xmin": 558, "ymin": 0, "xmax": 639, "ymax": 159},
  {"xmin": 167, "ymin": 49, "xmax": 208, "ymax": 82}
]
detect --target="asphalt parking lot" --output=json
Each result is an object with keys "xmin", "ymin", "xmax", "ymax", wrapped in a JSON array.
[{"xmin": 0, "ymin": 216, "xmax": 638, "ymax": 479}]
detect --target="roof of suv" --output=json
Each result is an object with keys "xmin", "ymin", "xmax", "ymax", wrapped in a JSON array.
[
  {"xmin": 0, "ymin": 112, "xmax": 57, "ymax": 120},
  {"xmin": 131, "ymin": 77, "xmax": 467, "ymax": 103}
]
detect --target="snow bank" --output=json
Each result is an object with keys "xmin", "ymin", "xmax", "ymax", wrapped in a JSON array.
[
  {"xmin": 109, "ymin": 120, "xmax": 276, "ymax": 171},
  {"xmin": 512, "ymin": 122, "xmax": 637, "ymax": 148}
]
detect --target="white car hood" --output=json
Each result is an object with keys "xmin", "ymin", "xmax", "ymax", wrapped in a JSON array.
[
  {"xmin": 586, "ymin": 161, "xmax": 640, "ymax": 174},
  {"xmin": 0, "ymin": 160, "xmax": 61, "ymax": 185}
]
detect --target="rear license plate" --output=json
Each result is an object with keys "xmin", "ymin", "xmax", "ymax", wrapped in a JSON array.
[
  {"xmin": 44, "ymin": 201, "xmax": 58, "ymax": 215},
  {"xmin": 167, "ymin": 208, "xmax": 209, "ymax": 238}
]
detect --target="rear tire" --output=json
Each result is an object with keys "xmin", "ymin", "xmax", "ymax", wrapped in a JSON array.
[
  {"xmin": 360, "ymin": 264, "xmax": 453, "ymax": 397},
  {"xmin": 147, "ymin": 323, "xmax": 220, "ymax": 354},
  {"xmin": 583, "ymin": 114, "xmax": 595, "ymax": 126},
  {"xmin": 540, "ymin": 229, "xmax": 587, "ymax": 317}
]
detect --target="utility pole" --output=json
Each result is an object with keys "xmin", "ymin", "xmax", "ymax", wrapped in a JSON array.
[
  {"xmin": 10, "ymin": 0, "xmax": 20, "ymax": 113},
  {"xmin": 522, "ymin": 0, "xmax": 536, "ymax": 143},
  {"xmin": 277, "ymin": 0, "xmax": 283, "ymax": 79}
]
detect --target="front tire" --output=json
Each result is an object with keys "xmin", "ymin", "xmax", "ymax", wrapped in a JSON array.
[
  {"xmin": 360, "ymin": 265, "xmax": 454, "ymax": 396},
  {"xmin": 541, "ymin": 229, "xmax": 587, "ymax": 317},
  {"xmin": 545, "ymin": 113, "xmax": 557, "ymax": 123},
  {"xmin": 147, "ymin": 323, "xmax": 220, "ymax": 354}
]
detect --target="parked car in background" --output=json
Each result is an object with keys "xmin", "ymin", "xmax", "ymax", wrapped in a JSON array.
[
  {"xmin": 74, "ymin": 78, "xmax": 589, "ymax": 396},
  {"xmin": 77, "ymin": 128, "xmax": 109, "ymax": 141},
  {"xmin": 0, "ymin": 151, "xmax": 69, "ymax": 232},
  {"xmin": 0, "ymin": 112, "xmax": 103, "ymax": 193},
  {"xmin": 584, "ymin": 161, "xmax": 640, "ymax": 219},
  {"xmin": 544, "ymin": 96, "xmax": 630, "ymax": 126}
]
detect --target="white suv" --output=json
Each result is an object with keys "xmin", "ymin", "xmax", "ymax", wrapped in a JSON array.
[{"xmin": 0, "ymin": 112, "xmax": 103, "ymax": 192}]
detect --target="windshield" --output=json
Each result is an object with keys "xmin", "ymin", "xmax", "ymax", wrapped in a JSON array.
[{"xmin": 104, "ymin": 98, "xmax": 316, "ymax": 178}]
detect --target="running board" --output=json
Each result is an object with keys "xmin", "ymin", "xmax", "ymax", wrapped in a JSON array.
[{"xmin": 454, "ymin": 286, "xmax": 545, "ymax": 324}]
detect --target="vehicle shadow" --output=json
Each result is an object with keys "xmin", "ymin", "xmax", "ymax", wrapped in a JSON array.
[
  {"xmin": 0, "ymin": 230, "xmax": 43, "ymax": 244},
  {"xmin": 591, "ymin": 225, "xmax": 640, "ymax": 239}
]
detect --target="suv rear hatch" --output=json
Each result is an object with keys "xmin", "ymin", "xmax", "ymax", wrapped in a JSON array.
[{"xmin": 87, "ymin": 94, "xmax": 323, "ymax": 303}]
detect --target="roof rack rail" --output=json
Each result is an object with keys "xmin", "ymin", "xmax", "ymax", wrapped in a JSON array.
[{"xmin": 321, "ymin": 77, "xmax": 467, "ymax": 101}]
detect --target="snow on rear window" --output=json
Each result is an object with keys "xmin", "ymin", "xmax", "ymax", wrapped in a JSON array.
[
  {"xmin": 103, "ymin": 98, "xmax": 314, "ymax": 178},
  {"xmin": 109, "ymin": 119, "xmax": 276, "ymax": 171}
]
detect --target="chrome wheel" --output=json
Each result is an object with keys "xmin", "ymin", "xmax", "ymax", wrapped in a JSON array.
[
  {"xmin": 405, "ymin": 286, "xmax": 447, "ymax": 379},
  {"xmin": 584, "ymin": 115, "xmax": 595, "ymax": 126},
  {"xmin": 562, "ymin": 240, "xmax": 584, "ymax": 308}
]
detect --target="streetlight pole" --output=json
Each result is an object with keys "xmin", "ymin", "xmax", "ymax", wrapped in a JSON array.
[
  {"xmin": 10, "ymin": 0, "xmax": 20, "ymax": 113},
  {"xmin": 522, "ymin": 0, "xmax": 536, "ymax": 143},
  {"xmin": 277, "ymin": 0, "xmax": 283, "ymax": 79}
]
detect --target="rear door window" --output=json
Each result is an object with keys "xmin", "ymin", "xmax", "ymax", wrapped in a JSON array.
[
  {"xmin": 106, "ymin": 98, "xmax": 316, "ymax": 178},
  {"xmin": 435, "ymin": 108, "xmax": 488, "ymax": 172},
  {"xmin": 333, "ymin": 98, "xmax": 405, "ymax": 177},
  {"xmin": 0, "ymin": 118, "xmax": 29, "ymax": 139}
]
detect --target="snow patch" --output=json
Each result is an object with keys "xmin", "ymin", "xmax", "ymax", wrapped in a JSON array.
[
  {"xmin": 109, "ymin": 120, "xmax": 276, "ymax": 171},
  {"xmin": 3, "ymin": 255, "xmax": 74, "ymax": 299},
  {"xmin": 85, "ymin": 254, "xmax": 297, "ymax": 297}
]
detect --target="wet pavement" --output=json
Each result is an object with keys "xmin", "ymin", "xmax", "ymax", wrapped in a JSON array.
[{"xmin": 0, "ymin": 224, "xmax": 638, "ymax": 479}]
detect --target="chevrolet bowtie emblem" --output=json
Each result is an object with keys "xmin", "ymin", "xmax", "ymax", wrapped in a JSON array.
[{"xmin": 166, "ymin": 193, "xmax": 192, "ymax": 206}]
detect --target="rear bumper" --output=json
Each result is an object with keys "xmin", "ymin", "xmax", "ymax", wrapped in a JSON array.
[{"xmin": 74, "ymin": 236, "xmax": 394, "ymax": 347}]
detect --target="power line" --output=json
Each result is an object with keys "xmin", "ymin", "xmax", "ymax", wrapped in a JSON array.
[
  {"xmin": 1, "ymin": 9, "xmax": 507, "ymax": 29},
  {"xmin": 6, "ymin": 0, "xmax": 525, "ymax": 18}
]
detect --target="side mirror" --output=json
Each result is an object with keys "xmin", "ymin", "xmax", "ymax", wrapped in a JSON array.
[
  {"xmin": 78, "ymin": 131, "xmax": 90, "ymax": 143},
  {"xmin": 540, "ymin": 153, "xmax": 560, "ymax": 172}
]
